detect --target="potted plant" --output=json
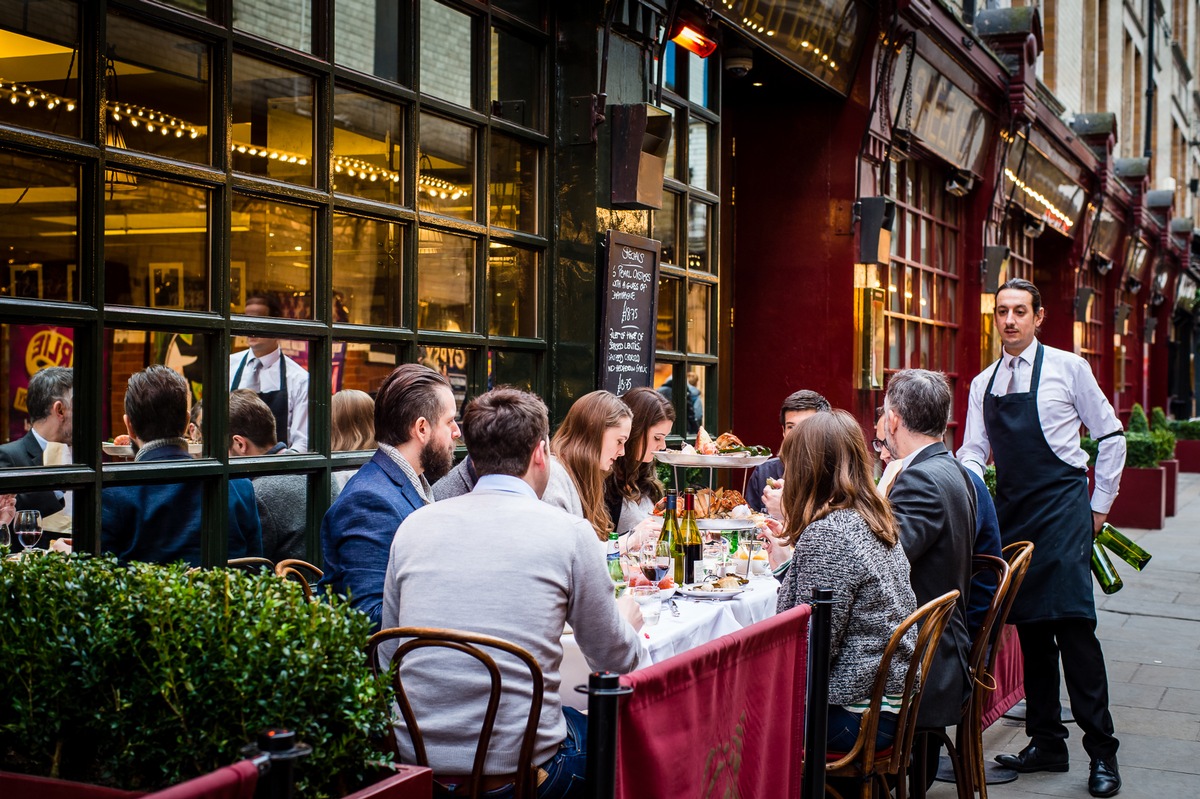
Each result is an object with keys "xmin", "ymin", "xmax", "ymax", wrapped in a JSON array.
[
  {"xmin": 1084, "ymin": 404, "xmax": 1167, "ymax": 530},
  {"xmin": 1170, "ymin": 417, "xmax": 1200, "ymax": 473},
  {"xmin": 0, "ymin": 554, "xmax": 416, "ymax": 799},
  {"xmin": 1150, "ymin": 407, "xmax": 1178, "ymax": 517}
]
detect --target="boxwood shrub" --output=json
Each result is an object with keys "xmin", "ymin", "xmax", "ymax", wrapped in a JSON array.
[{"xmin": 0, "ymin": 555, "xmax": 389, "ymax": 797}]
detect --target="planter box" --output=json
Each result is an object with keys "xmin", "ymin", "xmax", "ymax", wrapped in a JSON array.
[
  {"xmin": 1163, "ymin": 459, "xmax": 1178, "ymax": 517},
  {"xmin": 342, "ymin": 765, "xmax": 432, "ymax": 799},
  {"xmin": 1177, "ymin": 439, "xmax": 1200, "ymax": 472},
  {"xmin": 1106, "ymin": 466, "xmax": 1166, "ymax": 530}
]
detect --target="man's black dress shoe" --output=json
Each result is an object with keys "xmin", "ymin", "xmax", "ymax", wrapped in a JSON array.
[
  {"xmin": 994, "ymin": 744, "xmax": 1070, "ymax": 773},
  {"xmin": 1089, "ymin": 757, "xmax": 1121, "ymax": 797}
]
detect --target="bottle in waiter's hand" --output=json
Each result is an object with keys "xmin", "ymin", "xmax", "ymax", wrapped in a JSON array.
[
  {"xmin": 1090, "ymin": 540, "xmax": 1124, "ymax": 595},
  {"xmin": 1097, "ymin": 522, "xmax": 1151, "ymax": 571}
]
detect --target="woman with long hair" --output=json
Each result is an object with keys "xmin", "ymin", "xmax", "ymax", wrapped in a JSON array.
[
  {"xmin": 770, "ymin": 410, "xmax": 917, "ymax": 753},
  {"xmin": 331, "ymin": 389, "xmax": 376, "ymax": 495},
  {"xmin": 605, "ymin": 386, "xmax": 675, "ymax": 541},
  {"xmin": 543, "ymin": 390, "xmax": 632, "ymax": 540}
]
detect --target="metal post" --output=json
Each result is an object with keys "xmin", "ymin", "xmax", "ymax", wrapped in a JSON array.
[
  {"xmin": 802, "ymin": 588, "xmax": 835, "ymax": 799},
  {"xmin": 241, "ymin": 728, "xmax": 311, "ymax": 799},
  {"xmin": 579, "ymin": 671, "xmax": 632, "ymax": 799}
]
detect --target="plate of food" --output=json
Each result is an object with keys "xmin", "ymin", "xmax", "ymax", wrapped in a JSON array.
[
  {"xmin": 654, "ymin": 429, "xmax": 772, "ymax": 467},
  {"xmin": 653, "ymin": 488, "xmax": 764, "ymax": 531},
  {"xmin": 680, "ymin": 576, "xmax": 746, "ymax": 600}
]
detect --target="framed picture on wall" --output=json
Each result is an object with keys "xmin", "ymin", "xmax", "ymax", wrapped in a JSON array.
[
  {"xmin": 149, "ymin": 263, "xmax": 184, "ymax": 309},
  {"xmin": 230, "ymin": 261, "xmax": 246, "ymax": 312},
  {"xmin": 10, "ymin": 264, "xmax": 43, "ymax": 299}
]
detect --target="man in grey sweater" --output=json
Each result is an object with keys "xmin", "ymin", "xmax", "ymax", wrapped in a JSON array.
[{"xmin": 379, "ymin": 388, "xmax": 641, "ymax": 796}]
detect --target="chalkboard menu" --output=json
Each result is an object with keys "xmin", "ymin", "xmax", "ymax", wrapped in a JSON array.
[{"xmin": 599, "ymin": 230, "xmax": 661, "ymax": 395}]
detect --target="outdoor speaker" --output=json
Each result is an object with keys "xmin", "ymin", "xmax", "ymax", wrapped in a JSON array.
[
  {"xmin": 611, "ymin": 103, "xmax": 672, "ymax": 210},
  {"xmin": 1114, "ymin": 302, "xmax": 1132, "ymax": 330},
  {"xmin": 1074, "ymin": 287, "xmax": 1096, "ymax": 323},
  {"xmin": 1144, "ymin": 316, "xmax": 1158, "ymax": 341},
  {"xmin": 854, "ymin": 197, "xmax": 895, "ymax": 266},
  {"xmin": 983, "ymin": 245, "xmax": 1010, "ymax": 293}
]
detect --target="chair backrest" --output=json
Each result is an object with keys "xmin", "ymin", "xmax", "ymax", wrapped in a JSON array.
[
  {"xmin": 226, "ymin": 557, "xmax": 275, "ymax": 573},
  {"xmin": 275, "ymin": 558, "xmax": 323, "ymax": 600},
  {"xmin": 828, "ymin": 590, "xmax": 960, "ymax": 775},
  {"xmin": 366, "ymin": 627, "xmax": 545, "ymax": 799},
  {"xmin": 989, "ymin": 541, "xmax": 1034, "ymax": 678},
  {"xmin": 966, "ymin": 555, "xmax": 1010, "ymax": 691}
]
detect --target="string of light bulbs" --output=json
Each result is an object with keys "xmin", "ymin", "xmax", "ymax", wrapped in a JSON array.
[{"xmin": 1003, "ymin": 167, "xmax": 1075, "ymax": 231}]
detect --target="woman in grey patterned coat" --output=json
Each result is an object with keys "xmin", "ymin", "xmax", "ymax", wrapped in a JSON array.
[{"xmin": 772, "ymin": 409, "xmax": 918, "ymax": 752}]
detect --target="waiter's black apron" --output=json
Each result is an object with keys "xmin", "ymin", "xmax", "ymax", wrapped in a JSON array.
[
  {"xmin": 983, "ymin": 343, "xmax": 1095, "ymax": 623},
  {"xmin": 232, "ymin": 352, "xmax": 289, "ymax": 446}
]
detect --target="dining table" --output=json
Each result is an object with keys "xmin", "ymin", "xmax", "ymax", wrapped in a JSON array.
[{"xmin": 560, "ymin": 572, "xmax": 780, "ymax": 711}]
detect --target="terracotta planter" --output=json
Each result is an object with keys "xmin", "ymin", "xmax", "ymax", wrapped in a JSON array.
[
  {"xmin": 1177, "ymin": 439, "xmax": 1200, "ymax": 472},
  {"xmin": 1105, "ymin": 466, "xmax": 1166, "ymax": 530},
  {"xmin": 1162, "ymin": 459, "xmax": 1178, "ymax": 517}
]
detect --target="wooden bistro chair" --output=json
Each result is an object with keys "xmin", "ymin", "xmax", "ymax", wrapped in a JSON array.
[
  {"xmin": 227, "ymin": 557, "xmax": 275, "ymax": 573},
  {"xmin": 826, "ymin": 590, "xmax": 961, "ymax": 799},
  {"xmin": 367, "ymin": 627, "xmax": 544, "ymax": 799},
  {"xmin": 275, "ymin": 558, "xmax": 324, "ymax": 600}
]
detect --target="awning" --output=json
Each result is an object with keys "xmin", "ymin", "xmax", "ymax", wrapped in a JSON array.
[{"xmin": 1004, "ymin": 132, "xmax": 1088, "ymax": 237}]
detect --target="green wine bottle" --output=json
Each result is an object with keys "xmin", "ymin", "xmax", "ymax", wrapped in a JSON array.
[
  {"xmin": 1090, "ymin": 540, "xmax": 1124, "ymax": 595},
  {"xmin": 678, "ymin": 488, "xmax": 704, "ymax": 585},
  {"xmin": 1097, "ymin": 523, "xmax": 1151, "ymax": 571},
  {"xmin": 658, "ymin": 490, "xmax": 678, "ymax": 584}
]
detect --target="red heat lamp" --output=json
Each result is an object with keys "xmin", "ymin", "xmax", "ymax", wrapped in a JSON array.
[{"xmin": 670, "ymin": 18, "xmax": 718, "ymax": 58}]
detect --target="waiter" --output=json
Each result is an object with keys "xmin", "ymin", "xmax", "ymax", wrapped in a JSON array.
[
  {"xmin": 958, "ymin": 278, "xmax": 1125, "ymax": 798},
  {"xmin": 230, "ymin": 292, "xmax": 310, "ymax": 452}
]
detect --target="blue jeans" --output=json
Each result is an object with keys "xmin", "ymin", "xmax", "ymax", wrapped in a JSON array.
[
  {"xmin": 828, "ymin": 705, "xmax": 898, "ymax": 753},
  {"xmin": 482, "ymin": 707, "xmax": 588, "ymax": 799}
]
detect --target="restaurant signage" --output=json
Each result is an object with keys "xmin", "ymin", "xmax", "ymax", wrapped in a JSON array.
[
  {"xmin": 890, "ymin": 50, "xmax": 993, "ymax": 175},
  {"xmin": 8, "ymin": 325, "xmax": 74, "ymax": 442},
  {"xmin": 599, "ymin": 231, "xmax": 661, "ymax": 395}
]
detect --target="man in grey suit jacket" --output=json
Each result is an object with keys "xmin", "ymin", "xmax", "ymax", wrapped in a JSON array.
[
  {"xmin": 0, "ymin": 367, "xmax": 73, "ymax": 531},
  {"xmin": 882, "ymin": 369, "xmax": 976, "ymax": 784}
]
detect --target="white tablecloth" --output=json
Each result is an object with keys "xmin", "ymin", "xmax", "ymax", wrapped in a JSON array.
[{"xmin": 561, "ymin": 575, "xmax": 780, "ymax": 711}]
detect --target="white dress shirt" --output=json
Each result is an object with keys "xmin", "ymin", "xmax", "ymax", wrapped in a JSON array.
[
  {"xmin": 957, "ymin": 340, "xmax": 1126, "ymax": 513},
  {"xmin": 230, "ymin": 347, "xmax": 310, "ymax": 452}
]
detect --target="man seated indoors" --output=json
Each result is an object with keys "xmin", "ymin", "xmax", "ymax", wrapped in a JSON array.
[
  {"xmin": 101, "ymin": 366, "xmax": 262, "ymax": 566},
  {"xmin": 378, "ymin": 387, "xmax": 642, "ymax": 798}
]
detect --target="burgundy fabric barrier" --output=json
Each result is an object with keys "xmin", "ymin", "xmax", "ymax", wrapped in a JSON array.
[
  {"xmin": 982, "ymin": 624, "xmax": 1025, "ymax": 729},
  {"xmin": 143, "ymin": 760, "xmax": 259, "ymax": 799},
  {"xmin": 615, "ymin": 603, "xmax": 811, "ymax": 799}
]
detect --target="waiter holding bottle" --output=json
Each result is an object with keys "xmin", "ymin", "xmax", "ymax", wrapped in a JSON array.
[
  {"xmin": 957, "ymin": 278, "xmax": 1125, "ymax": 798},
  {"xmin": 230, "ymin": 291, "xmax": 310, "ymax": 452}
]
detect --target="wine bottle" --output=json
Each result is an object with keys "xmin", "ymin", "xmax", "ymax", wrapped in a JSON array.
[
  {"xmin": 606, "ymin": 531, "xmax": 624, "ymax": 586},
  {"xmin": 679, "ymin": 488, "xmax": 704, "ymax": 585},
  {"xmin": 658, "ymin": 490, "xmax": 678, "ymax": 584},
  {"xmin": 1090, "ymin": 540, "xmax": 1124, "ymax": 595},
  {"xmin": 1097, "ymin": 523, "xmax": 1151, "ymax": 571}
]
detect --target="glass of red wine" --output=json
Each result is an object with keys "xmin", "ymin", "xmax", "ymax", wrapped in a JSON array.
[{"xmin": 13, "ymin": 510, "xmax": 42, "ymax": 553}]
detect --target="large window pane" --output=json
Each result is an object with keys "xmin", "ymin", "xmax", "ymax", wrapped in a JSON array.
[
  {"xmin": 333, "ymin": 87, "xmax": 405, "ymax": 205},
  {"xmin": 488, "ymin": 349, "xmax": 538, "ymax": 392},
  {"xmin": 0, "ymin": 151, "xmax": 78, "ymax": 302},
  {"xmin": 686, "ymin": 281, "xmax": 711, "ymax": 354},
  {"xmin": 105, "ymin": 327, "xmax": 207, "ymax": 457},
  {"xmin": 418, "ymin": 344, "xmax": 475, "ymax": 417},
  {"xmin": 232, "ymin": 56, "xmax": 314, "ymax": 186},
  {"xmin": 0, "ymin": 323, "xmax": 76, "ymax": 465},
  {"xmin": 653, "ymin": 192, "xmax": 677, "ymax": 265},
  {"xmin": 107, "ymin": 13, "xmax": 209, "ymax": 165},
  {"xmin": 487, "ymin": 243, "xmax": 537, "ymax": 338},
  {"xmin": 234, "ymin": 0, "xmax": 311, "ymax": 53},
  {"xmin": 656, "ymin": 275, "xmax": 679, "ymax": 350},
  {"xmin": 103, "ymin": 174, "xmax": 209, "ymax": 312},
  {"xmin": 687, "ymin": 201, "xmax": 710, "ymax": 272},
  {"xmin": 418, "ymin": 229, "xmax": 474, "ymax": 332},
  {"xmin": 335, "ymin": 340, "xmax": 400, "ymax": 399},
  {"xmin": 336, "ymin": 3, "xmax": 402, "ymax": 82},
  {"xmin": 228, "ymin": 330, "xmax": 311, "ymax": 452},
  {"xmin": 489, "ymin": 132, "xmax": 537, "ymax": 232},
  {"xmin": 687, "ymin": 51, "xmax": 709, "ymax": 108},
  {"xmin": 687, "ymin": 119, "xmax": 709, "ymax": 190},
  {"xmin": 231, "ymin": 195, "xmax": 314, "ymax": 319},
  {"xmin": 332, "ymin": 215, "xmax": 403, "ymax": 328},
  {"xmin": 491, "ymin": 27, "xmax": 541, "ymax": 129},
  {"xmin": 421, "ymin": 0, "xmax": 474, "ymax": 109},
  {"xmin": 0, "ymin": 0, "xmax": 79, "ymax": 138},
  {"xmin": 419, "ymin": 113, "xmax": 475, "ymax": 221},
  {"xmin": 662, "ymin": 104, "xmax": 677, "ymax": 181}
]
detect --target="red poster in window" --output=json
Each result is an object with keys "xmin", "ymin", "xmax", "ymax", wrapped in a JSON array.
[{"xmin": 8, "ymin": 325, "xmax": 75, "ymax": 442}]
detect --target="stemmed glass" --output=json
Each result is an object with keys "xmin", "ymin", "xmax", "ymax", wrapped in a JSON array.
[
  {"xmin": 739, "ymin": 529, "xmax": 764, "ymax": 578},
  {"xmin": 13, "ymin": 510, "xmax": 43, "ymax": 553}
]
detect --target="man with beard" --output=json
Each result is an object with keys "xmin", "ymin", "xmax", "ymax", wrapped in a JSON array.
[{"xmin": 318, "ymin": 363, "xmax": 460, "ymax": 631}]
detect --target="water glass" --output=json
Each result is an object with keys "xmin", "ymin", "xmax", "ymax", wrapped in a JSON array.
[{"xmin": 630, "ymin": 585, "xmax": 662, "ymax": 627}]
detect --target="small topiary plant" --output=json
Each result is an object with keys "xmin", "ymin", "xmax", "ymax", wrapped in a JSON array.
[
  {"xmin": 1150, "ymin": 406, "xmax": 1170, "ymax": 432},
  {"xmin": 1128, "ymin": 403, "xmax": 1150, "ymax": 434},
  {"xmin": 0, "ymin": 555, "xmax": 390, "ymax": 797}
]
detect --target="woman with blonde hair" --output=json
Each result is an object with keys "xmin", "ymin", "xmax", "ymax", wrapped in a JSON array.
[
  {"xmin": 331, "ymin": 389, "xmax": 376, "ymax": 495},
  {"xmin": 769, "ymin": 409, "xmax": 917, "ymax": 754},
  {"xmin": 543, "ymin": 390, "xmax": 632, "ymax": 540}
]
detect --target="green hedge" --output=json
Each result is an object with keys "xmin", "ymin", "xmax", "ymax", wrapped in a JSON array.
[
  {"xmin": 0, "ymin": 555, "xmax": 389, "ymax": 797},
  {"xmin": 1081, "ymin": 432, "xmax": 1160, "ymax": 468},
  {"xmin": 1170, "ymin": 419, "xmax": 1200, "ymax": 440}
]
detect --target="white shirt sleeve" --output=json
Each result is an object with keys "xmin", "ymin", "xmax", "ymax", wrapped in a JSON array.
[
  {"xmin": 1070, "ymin": 358, "xmax": 1126, "ymax": 513},
  {"xmin": 287, "ymin": 359, "xmax": 310, "ymax": 453},
  {"xmin": 956, "ymin": 370, "xmax": 992, "ymax": 478}
]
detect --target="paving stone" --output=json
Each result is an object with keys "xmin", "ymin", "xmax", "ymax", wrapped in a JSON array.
[
  {"xmin": 1131, "ymin": 664, "xmax": 1200, "ymax": 689},
  {"xmin": 1158, "ymin": 687, "xmax": 1200, "ymax": 715},
  {"xmin": 1109, "ymin": 681, "xmax": 1167, "ymax": 710}
]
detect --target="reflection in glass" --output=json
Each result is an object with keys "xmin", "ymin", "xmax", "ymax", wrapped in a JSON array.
[
  {"xmin": 687, "ymin": 201, "xmax": 709, "ymax": 271},
  {"xmin": 0, "ymin": 153, "xmax": 78, "ymax": 302},
  {"xmin": 105, "ymin": 328, "xmax": 206, "ymax": 452},
  {"xmin": 661, "ymin": 104, "xmax": 677, "ymax": 180},
  {"xmin": 334, "ymin": 340, "xmax": 400, "ymax": 399},
  {"xmin": 333, "ymin": 88, "xmax": 404, "ymax": 205},
  {"xmin": 654, "ymin": 193, "xmax": 677, "ymax": 264},
  {"xmin": 488, "ymin": 349, "xmax": 538, "ymax": 392},
  {"xmin": 420, "ymin": 113, "xmax": 475, "ymax": 220},
  {"xmin": 232, "ymin": 55, "xmax": 314, "ymax": 186},
  {"xmin": 687, "ymin": 51, "xmax": 708, "ymax": 108},
  {"xmin": 656, "ymin": 275, "xmax": 679, "ymax": 350},
  {"xmin": 418, "ymin": 229, "xmax": 474, "ymax": 332},
  {"xmin": 421, "ymin": 0, "xmax": 474, "ymax": 108},
  {"xmin": 332, "ymin": 215, "xmax": 403, "ymax": 327},
  {"xmin": 337, "ymin": 4, "xmax": 401, "ymax": 81},
  {"xmin": 103, "ymin": 174, "xmax": 209, "ymax": 311},
  {"xmin": 489, "ymin": 132, "xmax": 537, "ymax": 231},
  {"xmin": 229, "ymin": 324, "xmax": 310, "ymax": 453},
  {"xmin": 0, "ymin": 0, "xmax": 79, "ymax": 138},
  {"xmin": 419, "ymin": 344, "xmax": 474, "ymax": 418},
  {"xmin": 687, "ymin": 119, "xmax": 709, "ymax": 189},
  {"xmin": 488, "ymin": 243, "xmax": 537, "ymax": 338},
  {"xmin": 0, "ymin": 323, "xmax": 76, "ymax": 462},
  {"xmin": 107, "ymin": 13, "xmax": 209, "ymax": 164},
  {"xmin": 663, "ymin": 43, "xmax": 678, "ymax": 94},
  {"xmin": 491, "ymin": 27, "xmax": 540, "ymax": 129},
  {"xmin": 231, "ymin": 195, "xmax": 314, "ymax": 319},
  {"xmin": 234, "ymin": 0, "xmax": 311, "ymax": 52},
  {"xmin": 686, "ymin": 281, "xmax": 711, "ymax": 354}
]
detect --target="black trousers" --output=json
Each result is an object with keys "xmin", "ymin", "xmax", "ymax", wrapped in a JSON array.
[{"xmin": 1016, "ymin": 618, "xmax": 1118, "ymax": 760}]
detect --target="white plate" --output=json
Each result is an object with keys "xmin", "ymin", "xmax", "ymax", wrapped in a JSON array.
[
  {"xmin": 679, "ymin": 584, "xmax": 745, "ymax": 600},
  {"xmin": 654, "ymin": 451, "xmax": 771, "ymax": 468},
  {"xmin": 696, "ymin": 517, "xmax": 756, "ymax": 531},
  {"xmin": 627, "ymin": 585, "xmax": 677, "ymax": 600},
  {"xmin": 103, "ymin": 442, "xmax": 203, "ymax": 457}
]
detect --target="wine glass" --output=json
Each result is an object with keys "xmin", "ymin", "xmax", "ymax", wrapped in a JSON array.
[
  {"xmin": 13, "ymin": 510, "xmax": 42, "ymax": 553},
  {"xmin": 739, "ymin": 529, "xmax": 764, "ymax": 578}
]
